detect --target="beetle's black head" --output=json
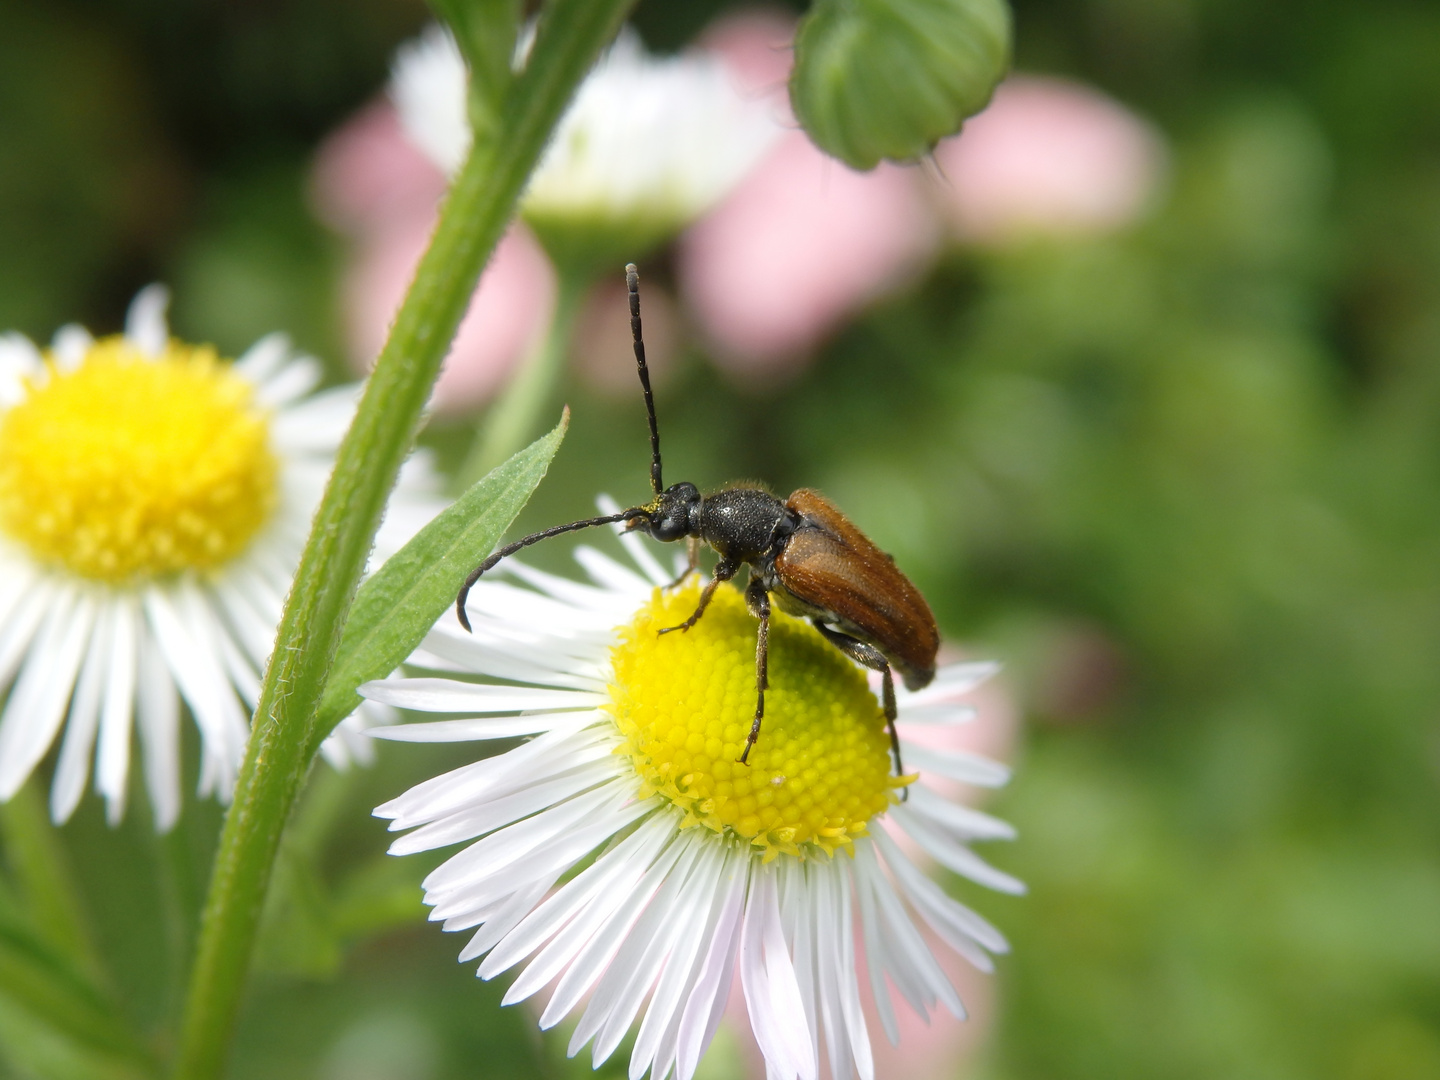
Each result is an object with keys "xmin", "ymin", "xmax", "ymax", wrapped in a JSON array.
[{"xmin": 640, "ymin": 481, "xmax": 702, "ymax": 543}]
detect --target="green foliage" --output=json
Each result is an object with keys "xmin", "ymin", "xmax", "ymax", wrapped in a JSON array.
[{"xmin": 791, "ymin": 0, "xmax": 1011, "ymax": 168}]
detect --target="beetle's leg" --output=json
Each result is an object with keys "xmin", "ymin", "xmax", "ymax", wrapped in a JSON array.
[
  {"xmin": 813, "ymin": 623, "xmax": 908, "ymax": 797},
  {"xmin": 658, "ymin": 558, "xmax": 736, "ymax": 635},
  {"xmin": 664, "ymin": 536, "xmax": 702, "ymax": 590},
  {"xmin": 739, "ymin": 579, "xmax": 770, "ymax": 765}
]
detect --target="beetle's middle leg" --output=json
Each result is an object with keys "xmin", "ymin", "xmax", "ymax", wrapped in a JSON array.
[
  {"xmin": 738, "ymin": 578, "xmax": 770, "ymax": 765},
  {"xmin": 814, "ymin": 622, "xmax": 907, "ymax": 795},
  {"xmin": 658, "ymin": 557, "xmax": 736, "ymax": 635}
]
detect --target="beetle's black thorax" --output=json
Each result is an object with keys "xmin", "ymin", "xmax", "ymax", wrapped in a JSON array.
[{"xmin": 697, "ymin": 488, "xmax": 796, "ymax": 566}]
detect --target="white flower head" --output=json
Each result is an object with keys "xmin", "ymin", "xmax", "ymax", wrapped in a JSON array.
[
  {"xmin": 390, "ymin": 25, "xmax": 778, "ymax": 258},
  {"xmin": 366, "ymin": 512, "xmax": 1020, "ymax": 1080},
  {"xmin": 0, "ymin": 287, "xmax": 443, "ymax": 829}
]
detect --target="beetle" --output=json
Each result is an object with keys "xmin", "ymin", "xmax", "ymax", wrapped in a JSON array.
[{"xmin": 457, "ymin": 264, "xmax": 939, "ymax": 781}]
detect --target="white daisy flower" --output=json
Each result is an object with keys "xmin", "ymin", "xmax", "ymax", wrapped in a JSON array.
[
  {"xmin": 0, "ymin": 286, "xmax": 442, "ymax": 830},
  {"xmin": 391, "ymin": 24, "xmax": 778, "ymax": 256},
  {"xmin": 365, "ymin": 518, "xmax": 1020, "ymax": 1080}
]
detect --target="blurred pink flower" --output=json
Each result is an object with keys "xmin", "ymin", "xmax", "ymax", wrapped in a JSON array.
[
  {"xmin": 311, "ymin": 100, "xmax": 556, "ymax": 415},
  {"xmin": 677, "ymin": 11, "xmax": 937, "ymax": 385},
  {"xmin": 933, "ymin": 75, "xmax": 1166, "ymax": 243}
]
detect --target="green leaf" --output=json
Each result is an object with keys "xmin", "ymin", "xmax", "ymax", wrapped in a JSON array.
[
  {"xmin": 0, "ymin": 784, "xmax": 103, "ymax": 983},
  {"xmin": 0, "ymin": 915, "xmax": 154, "ymax": 1072},
  {"xmin": 309, "ymin": 411, "xmax": 569, "ymax": 752}
]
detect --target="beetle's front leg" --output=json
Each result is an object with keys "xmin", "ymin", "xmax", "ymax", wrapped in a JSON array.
[
  {"xmin": 664, "ymin": 536, "xmax": 702, "ymax": 590},
  {"xmin": 658, "ymin": 558, "xmax": 736, "ymax": 635},
  {"xmin": 739, "ymin": 578, "xmax": 770, "ymax": 765}
]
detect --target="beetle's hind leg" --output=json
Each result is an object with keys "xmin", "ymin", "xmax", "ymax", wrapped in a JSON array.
[
  {"xmin": 813, "ymin": 623, "xmax": 908, "ymax": 798},
  {"xmin": 658, "ymin": 558, "xmax": 736, "ymax": 635},
  {"xmin": 738, "ymin": 578, "xmax": 770, "ymax": 766}
]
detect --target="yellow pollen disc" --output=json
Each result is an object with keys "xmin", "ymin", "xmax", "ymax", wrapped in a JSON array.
[
  {"xmin": 0, "ymin": 335, "xmax": 278, "ymax": 582},
  {"xmin": 608, "ymin": 581, "xmax": 903, "ymax": 861}
]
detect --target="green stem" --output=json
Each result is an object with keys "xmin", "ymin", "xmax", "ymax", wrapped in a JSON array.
[
  {"xmin": 170, "ymin": 4, "xmax": 634, "ymax": 1076},
  {"xmin": 460, "ymin": 269, "xmax": 590, "ymax": 488}
]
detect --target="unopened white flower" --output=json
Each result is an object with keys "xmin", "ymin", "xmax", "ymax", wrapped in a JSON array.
[
  {"xmin": 365, "ymin": 519, "xmax": 1020, "ymax": 1080},
  {"xmin": 390, "ymin": 25, "xmax": 777, "ymax": 259},
  {"xmin": 0, "ymin": 287, "xmax": 442, "ymax": 829}
]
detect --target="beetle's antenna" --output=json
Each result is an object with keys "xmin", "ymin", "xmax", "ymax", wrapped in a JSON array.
[
  {"xmin": 626, "ymin": 263, "xmax": 663, "ymax": 497},
  {"xmin": 456, "ymin": 508, "xmax": 648, "ymax": 631}
]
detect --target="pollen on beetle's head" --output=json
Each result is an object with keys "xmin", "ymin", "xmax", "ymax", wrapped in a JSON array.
[
  {"xmin": 607, "ymin": 581, "xmax": 904, "ymax": 861},
  {"xmin": 0, "ymin": 335, "xmax": 278, "ymax": 582}
]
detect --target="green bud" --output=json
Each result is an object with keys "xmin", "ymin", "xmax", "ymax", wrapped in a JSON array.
[{"xmin": 791, "ymin": 0, "xmax": 1012, "ymax": 170}]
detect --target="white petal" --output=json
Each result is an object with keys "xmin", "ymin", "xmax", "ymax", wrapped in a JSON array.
[
  {"xmin": 254, "ymin": 355, "xmax": 322, "ymax": 407},
  {"xmin": 391, "ymin": 758, "xmax": 615, "ymax": 854},
  {"xmin": 369, "ymin": 712, "xmax": 602, "ymax": 744},
  {"xmin": 233, "ymin": 333, "xmax": 290, "ymax": 385},
  {"xmin": 417, "ymin": 781, "xmax": 639, "ymax": 885},
  {"xmin": 854, "ymin": 840, "xmax": 965, "ymax": 1021},
  {"xmin": 501, "ymin": 816, "xmax": 677, "ymax": 1001},
  {"xmin": 572, "ymin": 545, "xmax": 654, "ymax": 598},
  {"xmin": 0, "ymin": 587, "xmax": 93, "ymax": 799},
  {"xmin": 576, "ymin": 831, "xmax": 708, "ymax": 1065},
  {"xmin": 0, "ymin": 334, "xmax": 42, "ymax": 405},
  {"xmin": 741, "ymin": 867, "xmax": 816, "ymax": 1080},
  {"xmin": 135, "ymin": 624, "xmax": 181, "ymax": 831},
  {"xmin": 675, "ymin": 846, "xmax": 748, "ymax": 1080},
  {"xmin": 870, "ymin": 827, "xmax": 1006, "ymax": 968},
  {"xmin": 417, "ymin": 624, "xmax": 604, "ymax": 689},
  {"xmin": 889, "ymin": 805, "xmax": 1026, "ymax": 895},
  {"xmin": 143, "ymin": 585, "xmax": 249, "ymax": 800},
  {"xmin": 905, "ymin": 784, "xmax": 1017, "ymax": 841},
  {"xmin": 597, "ymin": 495, "xmax": 673, "ymax": 588},
  {"xmin": 541, "ymin": 819, "xmax": 692, "ymax": 1028},
  {"xmin": 851, "ymin": 855, "xmax": 898, "ymax": 1046},
  {"xmin": 896, "ymin": 662, "xmax": 999, "ymax": 707},
  {"xmin": 0, "ymin": 574, "xmax": 52, "ymax": 690},
  {"xmin": 124, "ymin": 284, "xmax": 170, "ymax": 357},
  {"xmin": 375, "ymin": 722, "xmax": 611, "ymax": 827},
  {"xmin": 457, "ymin": 875, "xmax": 559, "ymax": 963},
  {"xmin": 269, "ymin": 384, "xmax": 358, "ymax": 452},
  {"xmin": 50, "ymin": 599, "xmax": 114, "ymax": 822},
  {"xmin": 97, "ymin": 594, "xmax": 139, "ymax": 824},
  {"xmin": 50, "ymin": 325, "xmax": 93, "ymax": 370},
  {"xmin": 901, "ymin": 743, "xmax": 1012, "ymax": 788},
  {"xmin": 895, "ymin": 703, "xmax": 978, "ymax": 725},
  {"xmin": 630, "ymin": 841, "xmax": 731, "ymax": 1080},
  {"xmin": 360, "ymin": 677, "xmax": 605, "ymax": 715}
]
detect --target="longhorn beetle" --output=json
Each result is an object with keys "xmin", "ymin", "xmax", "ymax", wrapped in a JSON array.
[{"xmin": 456, "ymin": 264, "xmax": 939, "ymax": 782}]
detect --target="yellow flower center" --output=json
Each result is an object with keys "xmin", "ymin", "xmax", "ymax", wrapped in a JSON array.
[
  {"xmin": 0, "ymin": 335, "xmax": 278, "ymax": 582},
  {"xmin": 608, "ymin": 581, "xmax": 902, "ymax": 861}
]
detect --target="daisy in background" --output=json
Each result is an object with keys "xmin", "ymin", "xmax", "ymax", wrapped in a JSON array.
[
  {"xmin": 391, "ymin": 22, "xmax": 779, "ymax": 270},
  {"xmin": 0, "ymin": 287, "xmax": 442, "ymax": 830},
  {"xmin": 389, "ymin": 21, "xmax": 780, "ymax": 477},
  {"xmin": 364, "ymin": 521, "xmax": 1020, "ymax": 1080}
]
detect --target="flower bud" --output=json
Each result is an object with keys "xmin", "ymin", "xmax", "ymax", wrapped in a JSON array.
[{"xmin": 790, "ymin": 0, "xmax": 1012, "ymax": 170}]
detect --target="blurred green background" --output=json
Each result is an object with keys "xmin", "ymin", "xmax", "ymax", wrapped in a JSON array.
[{"xmin": 3, "ymin": 0, "xmax": 1440, "ymax": 1077}]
